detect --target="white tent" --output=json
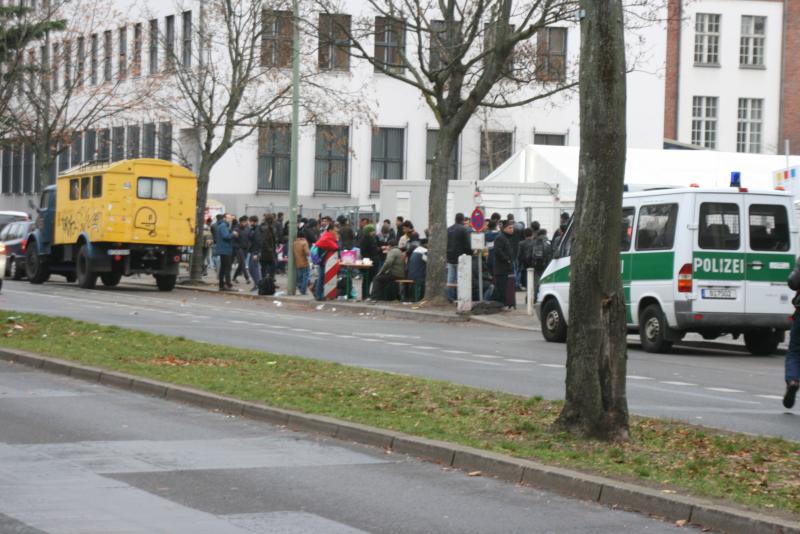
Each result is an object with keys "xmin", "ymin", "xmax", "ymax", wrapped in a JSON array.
[{"xmin": 483, "ymin": 145, "xmax": 800, "ymax": 201}]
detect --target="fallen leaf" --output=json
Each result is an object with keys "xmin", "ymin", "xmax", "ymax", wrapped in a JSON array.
[
  {"xmin": 468, "ymin": 471, "xmax": 482, "ymax": 477},
  {"xmin": 675, "ymin": 519, "xmax": 688, "ymax": 527}
]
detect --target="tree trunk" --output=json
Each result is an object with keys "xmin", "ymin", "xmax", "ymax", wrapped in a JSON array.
[
  {"xmin": 189, "ymin": 164, "xmax": 210, "ymax": 283},
  {"xmin": 423, "ymin": 132, "xmax": 457, "ymax": 305},
  {"xmin": 554, "ymin": 0, "xmax": 629, "ymax": 441}
]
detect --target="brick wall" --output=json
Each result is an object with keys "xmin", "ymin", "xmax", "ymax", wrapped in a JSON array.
[
  {"xmin": 663, "ymin": 0, "xmax": 682, "ymax": 141},
  {"xmin": 782, "ymin": 0, "xmax": 800, "ymax": 154}
]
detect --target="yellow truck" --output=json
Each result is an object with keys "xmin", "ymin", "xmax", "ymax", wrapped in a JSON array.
[{"xmin": 25, "ymin": 159, "xmax": 197, "ymax": 291}]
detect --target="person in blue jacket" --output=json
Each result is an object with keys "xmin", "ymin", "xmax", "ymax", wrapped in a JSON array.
[{"xmin": 214, "ymin": 213, "xmax": 235, "ymax": 291}]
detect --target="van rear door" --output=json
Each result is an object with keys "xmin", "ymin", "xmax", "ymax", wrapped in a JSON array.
[
  {"xmin": 692, "ymin": 196, "xmax": 746, "ymax": 316},
  {"xmin": 132, "ymin": 177, "xmax": 169, "ymax": 243},
  {"xmin": 743, "ymin": 197, "xmax": 794, "ymax": 315}
]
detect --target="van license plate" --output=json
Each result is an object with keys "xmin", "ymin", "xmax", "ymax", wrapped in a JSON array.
[{"xmin": 701, "ymin": 288, "xmax": 736, "ymax": 299}]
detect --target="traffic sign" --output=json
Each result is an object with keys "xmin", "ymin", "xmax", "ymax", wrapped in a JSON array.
[{"xmin": 470, "ymin": 206, "xmax": 485, "ymax": 232}]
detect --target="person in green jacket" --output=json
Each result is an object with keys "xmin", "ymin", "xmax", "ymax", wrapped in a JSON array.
[{"xmin": 369, "ymin": 239, "xmax": 405, "ymax": 300}]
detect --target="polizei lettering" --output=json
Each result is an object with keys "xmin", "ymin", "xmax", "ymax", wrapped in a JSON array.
[{"xmin": 693, "ymin": 257, "xmax": 745, "ymax": 274}]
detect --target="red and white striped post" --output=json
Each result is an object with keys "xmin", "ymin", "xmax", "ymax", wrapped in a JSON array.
[{"xmin": 323, "ymin": 252, "xmax": 340, "ymax": 300}]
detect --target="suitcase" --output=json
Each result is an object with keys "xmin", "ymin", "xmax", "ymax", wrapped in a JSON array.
[{"xmin": 258, "ymin": 277, "xmax": 276, "ymax": 296}]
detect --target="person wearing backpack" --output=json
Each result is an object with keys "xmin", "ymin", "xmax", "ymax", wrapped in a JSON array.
[{"xmin": 517, "ymin": 228, "xmax": 536, "ymax": 290}]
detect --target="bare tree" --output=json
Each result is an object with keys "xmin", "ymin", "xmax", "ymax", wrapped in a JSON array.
[
  {"xmin": 4, "ymin": 0, "xmax": 159, "ymax": 192},
  {"xmin": 315, "ymin": 0, "xmax": 580, "ymax": 303},
  {"xmin": 554, "ymin": 0, "xmax": 629, "ymax": 441},
  {"xmin": 161, "ymin": 0, "xmax": 363, "ymax": 283}
]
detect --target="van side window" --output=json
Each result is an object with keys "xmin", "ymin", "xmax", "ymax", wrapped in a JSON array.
[
  {"xmin": 137, "ymin": 177, "xmax": 167, "ymax": 200},
  {"xmin": 92, "ymin": 176, "xmax": 102, "ymax": 198},
  {"xmin": 699, "ymin": 203, "xmax": 740, "ymax": 250},
  {"xmin": 553, "ymin": 224, "xmax": 573, "ymax": 258},
  {"xmin": 635, "ymin": 203, "xmax": 678, "ymax": 251},
  {"xmin": 69, "ymin": 179, "xmax": 79, "ymax": 200},
  {"xmin": 621, "ymin": 207, "xmax": 635, "ymax": 251},
  {"xmin": 80, "ymin": 177, "xmax": 90, "ymax": 199},
  {"xmin": 749, "ymin": 204, "xmax": 789, "ymax": 251}
]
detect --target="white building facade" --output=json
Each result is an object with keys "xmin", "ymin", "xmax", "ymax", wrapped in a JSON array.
[{"xmin": 0, "ymin": 0, "xmax": 668, "ymax": 218}]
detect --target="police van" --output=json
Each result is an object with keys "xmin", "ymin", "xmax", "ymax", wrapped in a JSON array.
[{"xmin": 536, "ymin": 186, "xmax": 796, "ymax": 355}]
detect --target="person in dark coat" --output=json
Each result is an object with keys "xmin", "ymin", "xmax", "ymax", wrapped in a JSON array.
[
  {"xmin": 247, "ymin": 215, "xmax": 263, "ymax": 291},
  {"xmin": 339, "ymin": 219, "xmax": 356, "ymax": 250},
  {"xmin": 214, "ymin": 214, "xmax": 235, "ymax": 290},
  {"xmin": 260, "ymin": 214, "xmax": 277, "ymax": 282},
  {"xmin": 446, "ymin": 213, "xmax": 472, "ymax": 301},
  {"xmin": 232, "ymin": 216, "xmax": 250, "ymax": 284},
  {"xmin": 358, "ymin": 224, "xmax": 380, "ymax": 298},
  {"xmin": 493, "ymin": 220, "xmax": 515, "ymax": 306}
]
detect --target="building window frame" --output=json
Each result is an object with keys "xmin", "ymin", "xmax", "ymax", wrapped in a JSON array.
[
  {"xmin": 165, "ymin": 14, "xmax": 176, "ymax": 71},
  {"xmin": 149, "ymin": 19, "xmax": 159, "ymax": 74},
  {"xmin": 740, "ymin": 15, "xmax": 766, "ymax": 68},
  {"xmin": 374, "ymin": 16, "xmax": 405, "ymax": 74},
  {"xmin": 737, "ymin": 98, "xmax": 763, "ymax": 153},
  {"xmin": 370, "ymin": 127, "xmax": 404, "ymax": 194},
  {"xmin": 318, "ymin": 13, "xmax": 350, "ymax": 71},
  {"xmin": 691, "ymin": 95, "xmax": 718, "ymax": 149},
  {"xmin": 182, "ymin": 11, "xmax": 192, "ymax": 68},
  {"xmin": 479, "ymin": 130, "xmax": 513, "ymax": 180},
  {"xmin": 425, "ymin": 129, "xmax": 458, "ymax": 181},
  {"xmin": 257, "ymin": 123, "xmax": 291, "ymax": 191},
  {"xmin": 694, "ymin": 13, "xmax": 721, "ymax": 66},
  {"xmin": 261, "ymin": 10, "xmax": 293, "ymax": 68},
  {"xmin": 132, "ymin": 23, "xmax": 142, "ymax": 77},
  {"xmin": 90, "ymin": 33, "xmax": 98, "ymax": 85},
  {"xmin": 535, "ymin": 26, "xmax": 567, "ymax": 81},
  {"xmin": 314, "ymin": 124, "xmax": 349, "ymax": 193},
  {"xmin": 533, "ymin": 132, "xmax": 566, "ymax": 146},
  {"xmin": 103, "ymin": 30, "xmax": 112, "ymax": 82}
]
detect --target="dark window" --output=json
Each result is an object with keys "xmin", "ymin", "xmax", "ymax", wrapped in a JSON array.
[
  {"xmin": 370, "ymin": 127, "xmax": 403, "ymax": 194},
  {"xmin": 63, "ymin": 40, "xmax": 71, "ymax": 87},
  {"xmin": 483, "ymin": 21, "xmax": 515, "ymax": 74},
  {"xmin": 80, "ymin": 176, "xmax": 90, "ymax": 199},
  {"xmin": 1, "ymin": 148, "xmax": 10, "ymax": 194},
  {"xmin": 257, "ymin": 123, "xmax": 291, "ymax": 190},
  {"xmin": 143, "ymin": 123, "xmax": 156, "ymax": 157},
  {"xmin": 132, "ymin": 23, "xmax": 142, "ymax": 76},
  {"xmin": 165, "ymin": 15, "xmax": 175, "ymax": 70},
  {"xmin": 749, "ymin": 204, "xmax": 789, "ymax": 251},
  {"xmin": 127, "ymin": 125, "xmax": 140, "ymax": 159},
  {"xmin": 429, "ymin": 20, "xmax": 454, "ymax": 72},
  {"xmin": 479, "ymin": 130, "xmax": 512, "ymax": 179},
  {"xmin": 536, "ymin": 26, "xmax": 567, "ymax": 81},
  {"xmin": 261, "ymin": 10, "xmax": 292, "ymax": 68},
  {"xmin": 118, "ymin": 26, "xmax": 127, "ymax": 80},
  {"xmin": 57, "ymin": 145, "xmax": 69, "ymax": 173},
  {"xmin": 158, "ymin": 122, "xmax": 172, "ymax": 160},
  {"xmin": 11, "ymin": 146, "xmax": 21, "ymax": 193},
  {"xmin": 635, "ymin": 203, "xmax": 678, "ymax": 251},
  {"xmin": 22, "ymin": 145, "xmax": 34, "ymax": 194},
  {"xmin": 425, "ymin": 129, "xmax": 458, "ymax": 180},
  {"xmin": 318, "ymin": 13, "xmax": 350, "ymax": 71},
  {"xmin": 137, "ymin": 177, "xmax": 167, "ymax": 200},
  {"xmin": 149, "ymin": 19, "xmax": 158, "ymax": 74},
  {"xmin": 90, "ymin": 33, "xmax": 98, "ymax": 84},
  {"xmin": 621, "ymin": 207, "xmax": 635, "ymax": 251},
  {"xmin": 92, "ymin": 175, "xmax": 102, "ymax": 198},
  {"xmin": 51, "ymin": 42, "xmax": 59, "ymax": 91},
  {"xmin": 71, "ymin": 134, "xmax": 83, "ymax": 166},
  {"xmin": 314, "ymin": 125, "xmax": 348, "ymax": 193},
  {"xmin": 103, "ymin": 30, "xmax": 112, "ymax": 82},
  {"xmin": 84, "ymin": 129, "xmax": 97, "ymax": 160},
  {"xmin": 182, "ymin": 11, "xmax": 192, "ymax": 68},
  {"xmin": 534, "ymin": 133, "xmax": 566, "ymax": 146},
  {"xmin": 374, "ymin": 16, "xmax": 404, "ymax": 73},
  {"xmin": 112, "ymin": 126, "xmax": 125, "ymax": 161},
  {"xmin": 76, "ymin": 36, "xmax": 85, "ymax": 86},
  {"xmin": 69, "ymin": 178, "xmax": 79, "ymax": 200},
  {"xmin": 699, "ymin": 202, "xmax": 740, "ymax": 250},
  {"xmin": 98, "ymin": 128, "xmax": 110, "ymax": 160}
]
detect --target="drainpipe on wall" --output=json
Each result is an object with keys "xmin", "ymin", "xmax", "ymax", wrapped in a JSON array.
[{"xmin": 778, "ymin": 0, "xmax": 788, "ymax": 154}]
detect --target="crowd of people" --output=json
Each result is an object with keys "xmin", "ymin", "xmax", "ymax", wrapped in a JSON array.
[{"xmin": 201, "ymin": 209, "xmax": 569, "ymax": 306}]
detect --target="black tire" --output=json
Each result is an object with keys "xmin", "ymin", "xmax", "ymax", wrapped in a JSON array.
[
  {"xmin": 11, "ymin": 257, "xmax": 25, "ymax": 280},
  {"xmin": 25, "ymin": 246, "xmax": 49, "ymax": 284},
  {"xmin": 155, "ymin": 274, "xmax": 177, "ymax": 292},
  {"xmin": 64, "ymin": 273, "xmax": 77, "ymax": 283},
  {"xmin": 541, "ymin": 298, "xmax": 567, "ymax": 343},
  {"xmin": 744, "ymin": 329, "xmax": 781, "ymax": 356},
  {"xmin": 76, "ymin": 245, "xmax": 97, "ymax": 289},
  {"xmin": 100, "ymin": 272, "xmax": 122, "ymax": 287},
  {"xmin": 639, "ymin": 304, "xmax": 673, "ymax": 353}
]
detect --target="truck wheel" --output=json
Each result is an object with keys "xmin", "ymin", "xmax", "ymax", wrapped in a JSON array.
[
  {"xmin": 76, "ymin": 245, "xmax": 97, "ymax": 289},
  {"xmin": 541, "ymin": 299, "xmax": 567, "ymax": 343},
  {"xmin": 639, "ymin": 304, "xmax": 673, "ymax": 353},
  {"xmin": 100, "ymin": 272, "xmax": 122, "ymax": 287},
  {"xmin": 744, "ymin": 329, "xmax": 781, "ymax": 356},
  {"xmin": 155, "ymin": 274, "xmax": 177, "ymax": 291},
  {"xmin": 11, "ymin": 257, "xmax": 25, "ymax": 280},
  {"xmin": 25, "ymin": 246, "xmax": 49, "ymax": 284},
  {"xmin": 64, "ymin": 273, "xmax": 76, "ymax": 283}
]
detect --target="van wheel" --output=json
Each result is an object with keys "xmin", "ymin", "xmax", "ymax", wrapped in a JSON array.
[
  {"xmin": 76, "ymin": 245, "xmax": 97, "ymax": 289},
  {"xmin": 11, "ymin": 257, "xmax": 25, "ymax": 280},
  {"xmin": 744, "ymin": 329, "xmax": 781, "ymax": 356},
  {"xmin": 26, "ymin": 246, "xmax": 49, "ymax": 284},
  {"xmin": 100, "ymin": 272, "xmax": 122, "ymax": 287},
  {"xmin": 639, "ymin": 304, "xmax": 673, "ymax": 353},
  {"xmin": 541, "ymin": 299, "xmax": 567, "ymax": 343},
  {"xmin": 155, "ymin": 274, "xmax": 177, "ymax": 292}
]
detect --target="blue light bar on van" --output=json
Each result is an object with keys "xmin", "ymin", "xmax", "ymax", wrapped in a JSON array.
[{"xmin": 730, "ymin": 171, "xmax": 741, "ymax": 188}]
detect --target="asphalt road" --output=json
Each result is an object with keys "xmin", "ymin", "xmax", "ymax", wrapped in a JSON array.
[
  {"xmin": 1, "ymin": 280, "xmax": 798, "ymax": 441},
  {"xmin": 0, "ymin": 359, "xmax": 693, "ymax": 534}
]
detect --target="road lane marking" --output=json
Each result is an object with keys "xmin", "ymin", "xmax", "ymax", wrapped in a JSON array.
[
  {"xmin": 387, "ymin": 342, "xmax": 409, "ymax": 346},
  {"xmin": 440, "ymin": 356, "xmax": 504, "ymax": 366},
  {"xmin": 660, "ymin": 381, "xmax": 697, "ymax": 387},
  {"xmin": 443, "ymin": 350, "xmax": 468, "ymax": 354},
  {"xmin": 705, "ymin": 387, "xmax": 744, "ymax": 393},
  {"xmin": 413, "ymin": 346, "xmax": 436, "ymax": 350},
  {"xmin": 756, "ymin": 395, "xmax": 783, "ymax": 400},
  {"xmin": 505, "ymin": 359, "xmax": 535, "ymax": 364},
  {"xmin": 540, "ymin": 363, "xmax": 565, "ymax": 369},
  {"xmin": 627, "ymin": 375, "xmax": 653, "ymax": 380},
  {"xmin": 472, "ymin": 354, "xmax": 502, "ymax": 359}
]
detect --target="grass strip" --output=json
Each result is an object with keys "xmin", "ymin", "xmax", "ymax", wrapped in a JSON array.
[{"xmin": 1, "ymin": 311, "xmax": 799, "ymax": 516}]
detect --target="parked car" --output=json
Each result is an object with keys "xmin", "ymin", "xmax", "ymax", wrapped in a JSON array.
[
  {"xmin": 1, "ymin": 220, "xmax": 35, "ymax": 280},
  {"xmin": 0, "ymin": 211, "xmax": 29, "ymax": 233}
]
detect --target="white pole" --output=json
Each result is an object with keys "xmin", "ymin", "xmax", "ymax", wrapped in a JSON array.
[{"xmin": 526, "ymin": 268, "xmax": 535, "ymax": 316}]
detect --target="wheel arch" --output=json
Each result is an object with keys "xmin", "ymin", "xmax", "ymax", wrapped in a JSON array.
[{"xmin": 637, "ymin": 295, "xmax": 666, "ymax": 324}]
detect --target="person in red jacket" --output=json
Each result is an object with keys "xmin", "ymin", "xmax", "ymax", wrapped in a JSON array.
[{"xmin": 314, "ymin": 226, "xmax": 339, "ymax": 300}]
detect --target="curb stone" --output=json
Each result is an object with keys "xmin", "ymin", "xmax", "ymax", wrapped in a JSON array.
[{"xmin": 1, "ymin": 346, "xmax": 797, "ymax": 534}]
